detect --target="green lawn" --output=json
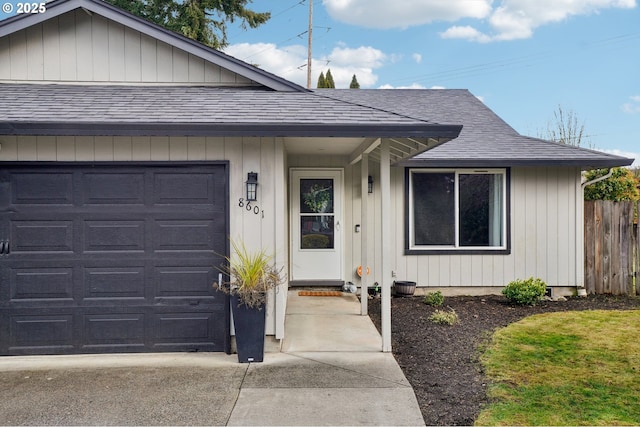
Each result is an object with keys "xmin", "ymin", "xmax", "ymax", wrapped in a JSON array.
[{"xmin": 477, "ymin": 309, "xmax": 640, "ymax": 426}]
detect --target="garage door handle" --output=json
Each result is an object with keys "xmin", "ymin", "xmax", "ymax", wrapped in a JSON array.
[{"xmin": 0, "ymin": 241, "xmax": 6, "ymax": 255}]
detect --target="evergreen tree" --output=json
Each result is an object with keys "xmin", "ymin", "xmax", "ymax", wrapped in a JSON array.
[
  {"xmin": 349, "ymin": 74, "xmax": 360, "ymax": 89},
  {"xmin": 316, "ymin": 72, "xmax": 326, "ymax": 88},
  {"xmin": 325, "ymin": 69, "xmax": 335, "ymax": 88},
  {"xmin": 105, "ymin": 0, "xmax": 270, "ymax": 49}
]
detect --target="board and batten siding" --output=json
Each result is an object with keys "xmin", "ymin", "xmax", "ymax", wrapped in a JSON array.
[
  {"xmin": 339, "ymin": 163, "xmax": 581, "ymax": 290},
  {"xmin": 0, "ymin": 135, "xmax": 287, "ymax": 336},
  {"xmin": 390, "ymin": 166, "xmax": 580, "ymax": 289},
  {"xmin": 281, "ymin": 156, "xmax": 581, "ymax": 291},
  {"xmin": 0, "ymin": 9, "xmax": 253, "ymax": 85}
]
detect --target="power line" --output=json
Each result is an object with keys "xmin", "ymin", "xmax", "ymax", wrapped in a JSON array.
[
  {"xmin": 388, "ymin": 31, "xmax": 640, "ymax": 87},
  {"xmin": 226, "ymin": 0, "xmax": 307, "ymax": 44}
]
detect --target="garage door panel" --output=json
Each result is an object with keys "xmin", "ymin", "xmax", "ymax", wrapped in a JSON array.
[
  {"xmin": 83, "ymin": 221, "xmax": 145, "ymax": 252},
  {"xmin": 12, "ymin": 221, "xmax": 74, "ymax": 253},
  {"xmin": 1, "ymin": 163, "xmax": 230, "ymax": 356},
  {"xmin": 153, "ymin": 311, "xmax": 223, "ymax": 350},
  {"xmin": 155, "ymin": 313, "xmax": 210, "ymax": 340},
  {"xmin": 154, "ymin": 220, "xmax": 219, "ymax": 251},
  {"xmin": 83, "ymin": 313, "xmax": 145, "ymax": 347},
  {"xmin": 10, "ymin": 267, "xmax": 74, "ymax": 300},
  {"xmin": 154, "ymin": 173, "xmax": 216, "ymax": 205},
  {"xmin": 82, "ymin": 173, "xmax": 145, "ymax": 205},
  {"xmin": 155, "ymin": 265, "xmax": 217, "ymax": 299},
  {"xmin": 10, "ymin": 314, "xmax": 74, "ymax": 349},
  {"xmin": 84, "ymin": 267, "xmax": 145, "ymax": 299},
  {"xmin": 12, "ymin": 173, "xmax": 73, "ymax": 205}
]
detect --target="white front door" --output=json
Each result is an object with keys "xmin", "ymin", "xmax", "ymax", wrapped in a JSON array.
[{"xmin": 290, "ymin": 169, "xmax": 343, "ymax": 281}]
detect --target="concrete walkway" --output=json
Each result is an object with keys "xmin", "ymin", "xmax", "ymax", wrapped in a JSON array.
[{"xmin": 0, "ymin": 291, "xmax": 425, "ymax": 426}]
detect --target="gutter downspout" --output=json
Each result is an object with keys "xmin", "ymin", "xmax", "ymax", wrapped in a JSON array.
[
  {"xmin": 582, "ymin": 168, "xmax": 614, "ymax": 189},
  {"xmin": 577, "ymin": 168, "xmax": 613, "ymax": 296}
]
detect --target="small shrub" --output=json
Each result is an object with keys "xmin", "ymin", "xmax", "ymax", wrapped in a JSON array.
[
  {"xmin": 423, "ymin": 291, "xmax": 444, "ymax": 306},
  {"xmin": 429, "ymin": 308, "xmax": 459, "ymax": 325},
  {"xmin": 502, "ymin": 277, "xmax": 547, "ymax": 306}
]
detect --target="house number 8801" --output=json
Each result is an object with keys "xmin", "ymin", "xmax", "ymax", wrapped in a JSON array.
[{"xmin": 238, "ymin": 198, "xmax": 262, "ymax": 215}]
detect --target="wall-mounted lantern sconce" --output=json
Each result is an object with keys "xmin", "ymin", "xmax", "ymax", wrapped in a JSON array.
[
  {"xmin": 368, "ymin": 175, "xmax": 374, "ymax": 194},
  {"xmin": 246, "ymin": 172, "xmax": 258, "ymax": 201}
]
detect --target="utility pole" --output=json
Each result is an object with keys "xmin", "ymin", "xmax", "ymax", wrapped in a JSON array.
[{"xmin": 306, "ymin": 0, "xmax": 313, "ymax": 88}]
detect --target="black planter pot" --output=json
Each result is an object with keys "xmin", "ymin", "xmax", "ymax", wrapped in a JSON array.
[
  {"xmin": 394, "ymin": 281, "xmax": 416, "ymax": 297},
  {"xmin": 231, "ymin": 295, "xmax": 266, "ymax": 363}
]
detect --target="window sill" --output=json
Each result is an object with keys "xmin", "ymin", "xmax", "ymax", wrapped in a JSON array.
[{"xmin": 405, "ymin": 248, "xmax": 511, "ymax": 255}]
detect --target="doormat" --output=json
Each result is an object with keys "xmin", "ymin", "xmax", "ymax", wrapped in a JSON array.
[{"xmin": 298, "ymin": 291, "xmax": 343, "ymax": 297}]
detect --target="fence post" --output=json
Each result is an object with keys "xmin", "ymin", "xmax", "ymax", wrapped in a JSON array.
[
  {"xmin": 584, "ymin": 201, "xmax": 595, "ymax": 294},
  {"xmin": 631, "ymin": 201, "xmax": 640, "ymax": 295},
  {"xmin": 619, "ymin": 201, "xmax": 632, "ymax": 295}
]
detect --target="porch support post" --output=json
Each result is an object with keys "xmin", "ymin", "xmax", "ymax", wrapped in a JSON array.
[
  {"xmin": 274, "ymin": 139, "xmax": 287, "ymax": 340},
  {"xmin": 380, "ymin": 139, "xmax": 392, "ymax": 352},
  {"xmin": 360, "ymin": 153, "xmax": 369, "ymax": 316}
]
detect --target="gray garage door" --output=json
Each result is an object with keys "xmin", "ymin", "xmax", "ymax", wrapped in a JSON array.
[{"xmin": 0, "ymin": 163, "xmax": 230, "ymax": 355}]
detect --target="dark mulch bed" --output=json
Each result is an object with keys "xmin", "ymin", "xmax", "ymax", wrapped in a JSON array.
[{"xmin": 368, "ymin": 294, "xmax": 640, "ymax": 426}]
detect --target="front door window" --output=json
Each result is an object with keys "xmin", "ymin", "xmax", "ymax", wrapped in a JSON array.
[{"xmin": 300, "ymin": 179, "xmax": 334, "ymax": 249}]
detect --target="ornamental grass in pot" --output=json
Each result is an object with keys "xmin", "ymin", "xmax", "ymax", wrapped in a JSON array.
[{"xmin": 214, "ymin": 239, "xmax": 283, "ymax": 363}]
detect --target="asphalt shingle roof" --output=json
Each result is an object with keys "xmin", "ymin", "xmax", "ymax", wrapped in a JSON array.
[
  {"xmin": 0, "ymin": 84, "xmax": 460, "ymax": 138},
  {"xmin": 0, "ymin": 84, "xmax": 631, "ymax": 168},
  {"xmin": 316, "ymin": 89, "xmax": 632, "ymax": 168}
]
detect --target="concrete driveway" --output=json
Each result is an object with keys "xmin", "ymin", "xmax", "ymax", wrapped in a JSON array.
[
  {"xmin": 0, "ymin": 353, "xmax": 245, "ymax": 425},
  {"xmin": 0, "ymin": 292, "xmax": 425, "ymax": 426}
]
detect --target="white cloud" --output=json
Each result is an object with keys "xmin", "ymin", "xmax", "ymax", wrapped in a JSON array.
[
  {"xmin": 601, "ymin": 149, "xmax": 640, "ymax": 167},
  {"xmin": 322, "ymin": 0, "xmax": 492, "ymax": 29},
  {"xmin": 622, "ymin": 95, "xmax": 640, "ymax": 114},
  {"xmin": 224, "ymin": 43, "xmax": 309, "ymax": 83},
  {"xmin": 324, "ymin": 45, "xmax": 387, "ymax": 68},
  {"xmin": 412, "ymin": 53, "xmax": 422, "ymax": 64},
  {"xmin": 378, "ymin": 83, "xmax": 428, "ymax": 89},
  {"xmin": 322, "ymin": 0, "xmax": 637, "ymax": 42},
  {"xmin": 224, "ymin": 43, "xmax": 386, "ymax": 88},
  {"xmin": 441, "ymin": 0, "xmax": 637, "ymax": 42},
  {"xmin": 440, "ymin": 26, "xmax": 492, "ymax": 43}
]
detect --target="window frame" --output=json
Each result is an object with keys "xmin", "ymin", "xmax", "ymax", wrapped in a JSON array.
[{"xmin": 405, "ymin": 167, "xmax": 511, "ymax": 255}]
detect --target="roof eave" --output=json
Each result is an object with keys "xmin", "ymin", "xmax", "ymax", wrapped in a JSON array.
[
  {"xmin": 396, "ymin": 157, "xmax": 635, "ymax": 169},
  {"xmin": 0, "ymin": 122, "xmax": 463, "ymax": 138}
]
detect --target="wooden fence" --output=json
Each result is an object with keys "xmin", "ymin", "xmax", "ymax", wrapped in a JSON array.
[{"xmin": 584, "ymin": 200, "xmax": 639, "ymax": 295}]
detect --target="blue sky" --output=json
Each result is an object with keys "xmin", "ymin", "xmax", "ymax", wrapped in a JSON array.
[
  {"xmin": 2, "ymin": 0, "xmax": 639, "ymax": 165},
  {"xmin": 224, "ymin": 0, "xmax": 640, "ymax": 166}
]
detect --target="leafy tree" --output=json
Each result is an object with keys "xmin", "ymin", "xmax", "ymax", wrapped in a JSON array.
[
  {"xmin": 583, "ymin": 167, "xmax": 639, "ymax": 201},
  {"xmin": 316, "ymin": 71, "xmax": 326, "ymax": 88},
  {"xmin": 540, "ymin": 105, "xmax": 591, "ymax": 148},
  {"xmin": 105, "ymin": 0, "xmax": 270, "ymax": 49},
  {"xmin": 324, "ymin": 69, "xmax": 335, "ymax": 88},
  {"xmin": 349, "ymin": 74, "xmax": 360, "ymax": 89}
]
